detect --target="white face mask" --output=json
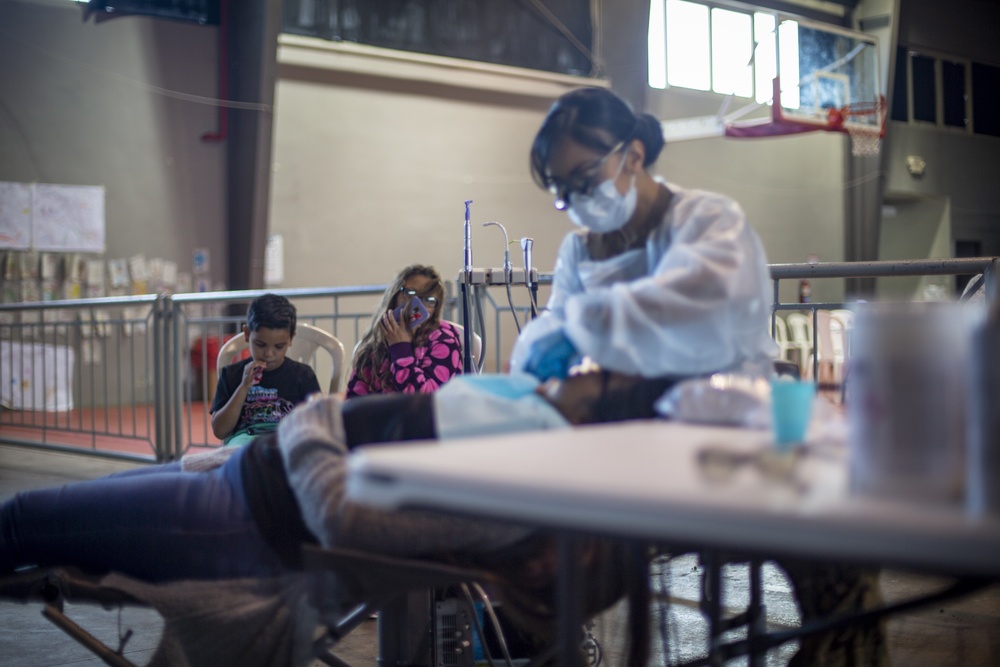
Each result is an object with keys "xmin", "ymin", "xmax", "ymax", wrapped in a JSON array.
[{"xmin": 567, "ymin": 155, "xmax": 638, "ymax": 234}]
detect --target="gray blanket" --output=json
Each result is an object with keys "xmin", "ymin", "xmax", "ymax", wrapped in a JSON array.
[{"xmin": 96, "ymin": 570, "xmax": 351, "ymax": 667}]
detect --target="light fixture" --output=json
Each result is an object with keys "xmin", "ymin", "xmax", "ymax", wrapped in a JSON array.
[{"xmin": 906, "ymin": 155, "xmax": 926, "ymax": 177}]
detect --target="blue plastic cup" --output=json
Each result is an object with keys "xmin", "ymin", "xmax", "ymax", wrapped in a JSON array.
[{"xmin": 770, "ymin": 379, "xmax": 816, "ymax": 450}]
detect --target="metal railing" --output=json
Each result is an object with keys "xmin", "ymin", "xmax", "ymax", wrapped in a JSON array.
[
  {"xmin": 0, "ymin": 295, "xmax": 163, "ymax": 461},
  {"xmin": 0, "ymin": 287, "xmax": 390, "ymax": 461},
  {"xmin": 1, "ymin": 258, "xmax": 995, "ymax": 462},
  {"xmin": 769, "ymin": 258, "xmax": 998, "ymax": 382}
]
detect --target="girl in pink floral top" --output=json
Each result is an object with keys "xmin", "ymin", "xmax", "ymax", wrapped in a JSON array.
[{"xmin": 346, "ymin": 264, "xmax": 463, "ymax": 397}]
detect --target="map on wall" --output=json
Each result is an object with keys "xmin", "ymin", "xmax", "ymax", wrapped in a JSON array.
[
  {"xmin": 31, "ymin": 183, "xmax": 106, "ymax": 252},
  {"xmin": 0, "ymin": 181, "xmax": 32, "ymax": 249}
]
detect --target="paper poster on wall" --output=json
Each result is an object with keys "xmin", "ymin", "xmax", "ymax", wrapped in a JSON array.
[
  {"xmin": 0, "ymin": 341, "xmax": 75, "ymax": 411},
  {"xmin": 161, "ymin": 260, "xmax": 178, "ymax": 291},
  {"xmin": 19, "ymin": 251, "xmax": 39, "ymax": 279},
  {"xmin": 85, "ymin": 259, "xmax": 105, "ymax": 287},
  {"xmin": 192, "ymin": 247, "xmax": 210, "ymax": 275},
  {"xmin": 0, "ymin": 182, "xmax": 32, "ymax": 249},
  {"xmin": 108, "ymin": 258, "xmax": 129, "ymax": 290},
  {"xmin": 128, "ymin": 254, "xmax": 150, "ymax": 294},
  {"xmin": 3, "ymin": 252, "xmax": 19, "ymax": 279},
  {"xmin": 265, "ymin": 233, "xmax": 284, "ymax": 286},
  {"xmin": 32, "ymin": 183, "xmax": 105, "ymax": 252}
]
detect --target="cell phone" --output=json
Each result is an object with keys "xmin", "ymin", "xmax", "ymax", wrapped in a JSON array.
[{"xmin": 392, "ymin": 297, "xmax": 431, "ymax": 326}]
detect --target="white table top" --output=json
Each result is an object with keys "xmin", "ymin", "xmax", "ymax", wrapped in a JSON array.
[{"xmin": 346, "ymin": 419, "xmax": 1000, "ymax": 577}]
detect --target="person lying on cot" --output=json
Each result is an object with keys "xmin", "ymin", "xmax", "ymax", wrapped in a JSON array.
[{"xmin": 0, "ymin": 371, "xmax": 654, "ymax": 666}]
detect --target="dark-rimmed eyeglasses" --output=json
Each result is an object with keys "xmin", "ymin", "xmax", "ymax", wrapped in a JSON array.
[
  {"xmin": 546, "ymin": 140, "xmax": 626, "ymax": 211},
  {"xmin": 398, "ymin": 287, "xmax": 438, "ymax": 305}
]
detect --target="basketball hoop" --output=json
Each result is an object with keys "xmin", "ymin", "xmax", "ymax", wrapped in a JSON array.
[{"xmin": 829, "ymin": 97, "xmax": 886, "ymax": 158}]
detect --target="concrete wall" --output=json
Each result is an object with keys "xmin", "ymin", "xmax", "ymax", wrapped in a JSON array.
[
  {"xmin": 898, "ymin": 0, "xmax": 1000, "ymax": 63},
  {"xmin": 268, "ymin": 38, "xmax": 576, "ymax": 296},
  {"xmin": 0, "ymin": 0, "xmax": 226, "ymax": 288}
]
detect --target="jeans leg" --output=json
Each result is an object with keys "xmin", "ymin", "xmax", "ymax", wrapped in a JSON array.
[
  {"xmin": 0, "ymin": 451, "xmax": 286, "ymax": 582},
  {"xmin": 104, "ymin": 461, "xmax": 185, "ymax": 478}
]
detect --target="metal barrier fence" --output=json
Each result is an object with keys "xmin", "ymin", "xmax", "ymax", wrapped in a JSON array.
[
  {"xmin": 0, "ymin": 287, "xmax": 389, "ymax": 462},
  {"xmin": 1, "ymin": 258, "xmax": 995, "ymax": 462},
  {"xmin": 0, "ymin": 295, "xmax": 163, "ymax": 461},
  {"xmin": 769, "ymin": 258, "xmax": 998, "ymax": 382}
]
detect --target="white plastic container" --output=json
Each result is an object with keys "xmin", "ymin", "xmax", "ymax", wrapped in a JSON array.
[
  {"xmin": 968, "ymin": 299, "xmax": 1000, "ymax": 517},
  {"xmin": 847, "ymin": 302, "xmax": 980, "ymax": 505}
]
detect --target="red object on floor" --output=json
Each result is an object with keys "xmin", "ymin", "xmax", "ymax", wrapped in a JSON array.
[{"xmin": 189, "ymin": 334, "xmax": 244, "ymax": 371}]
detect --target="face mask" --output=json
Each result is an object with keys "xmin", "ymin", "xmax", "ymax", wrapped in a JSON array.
[{"xmin": 567, "ymin": 156, "xmax": 637, "ymax": 234}]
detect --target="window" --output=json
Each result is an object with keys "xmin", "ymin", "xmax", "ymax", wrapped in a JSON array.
[
  {"xmin": 891, "ymin": 46, "xmax": 986, "ymax": 135},
  {"xmin": 911, "ymin": 53, "xmax": 936, "ymax": 123},
  {"xmin": 77, "ymin": 0, "xmax": 219, "ymax": 24},
  {"xmin": 665, "ymin": 0, "xmax": 710, "ymax": 91},
  {"xmin": 712, "ymin": 8, "xmax": 752, "ymax": 97},
  {"xmin": 648, "ymin": 0, "xmax": 795, "ymax": 105},
  {"xmin": 941, "ymin": 60, "xmax": 966, "ymax": 129},
  {"xmin": 971, "ymin": 63, "xmax": 1000, "ymax": 137},
  {"xmin": 280, "ymin": 0, "xmax": 593, "ymax": 77}
]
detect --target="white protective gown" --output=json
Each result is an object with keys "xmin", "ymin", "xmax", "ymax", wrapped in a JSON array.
[{"xmin": 511, "ymin": 181, "xmax": 777, "ymax": 378}]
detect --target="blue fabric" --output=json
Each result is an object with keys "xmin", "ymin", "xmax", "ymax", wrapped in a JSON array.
[
  {"xmin": 450, "ymin": 373, "xmax": 541, "ymax": 399},
  {"xmin": 0, "ymin": 448, "xmax": 287, "ymax": 583}
]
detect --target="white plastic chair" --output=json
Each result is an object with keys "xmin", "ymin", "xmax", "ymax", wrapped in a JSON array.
[
  {"xmin": 784, "ymin": 312, "xmax": 814, "ymax": 378},
  {"xmin": 830, "ymin": 308, "xmax": 855, "ymax": 358},
  {"xmin": 443, "ymin": 320, "xmax": 483, "ymax": 372},
  {"xmin": 770, "ymin": 315, "xmax": 794, "ymax": 362},
  {"xmin": 216, "ymin": 322, "xmax": 346, "ymax": 394},
  {"xmin": 829, "ymin": 314, "xmax": 847, "ymax": 371},
  {"xmin": 814, "ymin": 311, "xmax": 839, "ymax": 385}
]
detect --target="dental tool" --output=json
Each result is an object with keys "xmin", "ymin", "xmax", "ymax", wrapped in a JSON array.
[
  {"xmin": 482, "ymin": 221, "xmax": 511, "ymax": 283},
  {"xmin": 464, "ymin": 200, "xmax": 474, "ymax": 274},
  {"xmin": 520, "ymin": 237, "xmax": 538, "ymax": 319},
  {"xmin": 460, "ymin": 201, "xmax": 476, "ymax": 373},
  {"xmin": 483, "ymin": 221, "xmax": 521, "ymax": 333}
]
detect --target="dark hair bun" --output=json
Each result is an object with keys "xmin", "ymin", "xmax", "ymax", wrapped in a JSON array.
[{"xmin": 634, "ymin": 113, "xmax": 665, "ymax": 165}]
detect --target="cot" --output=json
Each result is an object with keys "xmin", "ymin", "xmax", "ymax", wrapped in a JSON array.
[{"xmin": 0, "ymin": 545, "xmax": 504, "ymax": 667}]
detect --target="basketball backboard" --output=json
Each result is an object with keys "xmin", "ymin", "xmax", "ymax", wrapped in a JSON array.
[
  {"xmin": 773, "ymin": 16, "xmax": 882, "ymax": 135},
  {"xmin": 659, "ymin": 11, "xmax": 885, "ymax": 154}
]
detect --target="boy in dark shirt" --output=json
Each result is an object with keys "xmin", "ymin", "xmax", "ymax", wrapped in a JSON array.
[{"xmin": 211, "ymin": 293, "xmax": 321, "ymax": 446}]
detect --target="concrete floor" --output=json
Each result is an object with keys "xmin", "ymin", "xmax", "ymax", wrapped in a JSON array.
[{"xmin": 0, "ymin": 444, "xmax": 997, "ymax": 666}]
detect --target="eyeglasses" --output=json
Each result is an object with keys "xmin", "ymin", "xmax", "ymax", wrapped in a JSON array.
[
  {"xmin": 398, "ymin": 287, "xmax": 438, "ymax": 305},
  {"xmin": 547, "ymin": 140, "xmax": 626, "ymax": 211},
  {"xmin": 696, "ymin": 445, "xmax": 806, "ymax": 492}
]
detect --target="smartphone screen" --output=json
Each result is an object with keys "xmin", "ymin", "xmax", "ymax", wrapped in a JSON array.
[{"xmin": 393, "ymin": 297, "xmax": 431, "ymax": 325}]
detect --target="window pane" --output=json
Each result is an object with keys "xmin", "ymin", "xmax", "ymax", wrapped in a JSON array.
[
  {"xmin": 911, "ymin": 52, "xmax": 936, "ymax": 123},
  {"xmin": 942, "ymin": 59, "xmax": 966, "ymax": 128},
  {"xmin": 777, "ymin": 20, "xmax": 800, "ymax": 109},
  {"xmin": 667, "ymin": 0, "xmax": 710, "ymax": 91},
  {"xmin": 890, "ymin": 45, "xmax": 909, "ymax": 122},
  {"xmin": 972, "ymin": 63, "xmax": 1000, "ymax": 137},
  {"xmin": 711, "ymin": 8, "xmax": 752, "ymax": 97},
  {"xmin": 648, "ymin": 0, "xmax": 667, "ymax": 89},
  {"xmin": 754, "ymin": 13, "xmax": 777, "ymax": 104}
]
